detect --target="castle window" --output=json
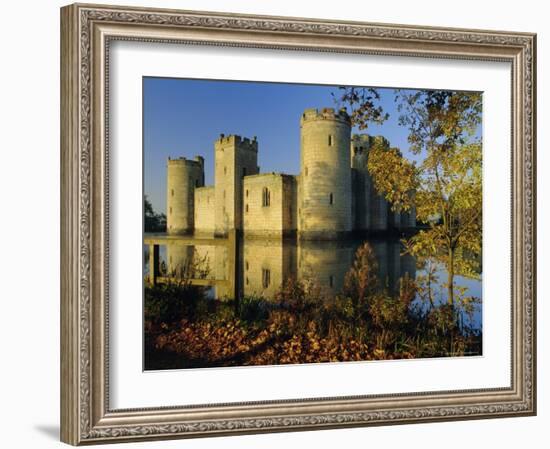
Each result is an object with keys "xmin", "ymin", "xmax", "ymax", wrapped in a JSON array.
[
  {"xmin": 262, "ymin": 269, "xmax": 271, "ymax": 288},
  {"xmin": 329, "ymin": 275, "xmax": 334, "ymax": 288},
  {"xmin": 246, "ymin": 277, "xmax": 249, "ymax": 285},
  {"xmin": 329, "ymin": 193, "xmax": 334, "ymax": 205},
  {"xmin": 245, "ymin": 204, "xmax": 249, "ymax": 213},
  {"xmin": 305, "ymin": 166, "xmax": 308, "ymax": 176},
  {"xmin": 246, "ymin": 261, "xmax": 249, "ymax": 271},
  {"xmin": 328, "ymin": 135, "xmax": 333, "ymax": 146},
  {"xmin": 171, "ymin": 189, "xmax": 174, "ymax": 197},
  {"xmin": 224, "ymin": 166, "xmax": 227, "ymax": 175},
  {"xmin": 246, "ymin": 189, "xmax": 249, "ymax": 198},
  {"xmin": 262, "ymin": 187, "xmax": 271, "ymax": 207},
  {"xmin": 169, "ymin": 207, "xmax": 172, "ymax": 215}
]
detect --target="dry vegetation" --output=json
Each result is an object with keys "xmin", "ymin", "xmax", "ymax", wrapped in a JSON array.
[{"xmin": 144, "ymin": 242, "xmax": 481, "ymax": 370}]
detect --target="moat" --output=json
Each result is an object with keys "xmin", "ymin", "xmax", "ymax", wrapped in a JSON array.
[{"xmin": 143, "ymin": 234, "xmax": 482, "ymax": 331}]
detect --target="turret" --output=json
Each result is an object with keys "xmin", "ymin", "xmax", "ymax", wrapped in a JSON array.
[
  {"xmin": 298, "ymin": 108, "xmax": 352, "ymax": 239},
  {"xmin": 166, "ymin": 156, "xmax": 205, "ymax": 235}
]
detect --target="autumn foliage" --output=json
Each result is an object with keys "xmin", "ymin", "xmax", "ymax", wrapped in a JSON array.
[{"xmin": 144, "ymin": 242, "xmax": 481, "ymax": 370}]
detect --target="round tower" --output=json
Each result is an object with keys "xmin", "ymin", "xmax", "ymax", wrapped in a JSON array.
[
  {"xmin": 299, "ymin": 108, "xmax": 352, "ymax": 239},
  {"xmin": 166, "ymin": 156, "xmax": 204, "ymax": 235}
]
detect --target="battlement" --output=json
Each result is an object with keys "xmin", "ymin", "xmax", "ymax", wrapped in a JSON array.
[
  {"xmin": 351, "ymin": 134, "xmax": 390, "ymax": 155},
  {"xmin": 165, "ymin": 104, "xmax": 413, "ymax": 240},
  {"xmin": 215, "ymin": 134, "xmax": 258, "ymax": 151},
  {"xmin": 167, "ymin": 155, "xmax": 204, "ymax": 167},
  {"xmin": 300, "ymin": 107, "xmax": 350, "ymax": 125},
  {"xmin": 195, "ymin": 185, "xmax": 215, "ymax": 192},
  {"xmin": 243, "ymin": 172, "xmax": 296, "ymax": 181}
]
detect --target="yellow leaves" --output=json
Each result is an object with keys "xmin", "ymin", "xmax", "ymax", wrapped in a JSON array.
[{"xmin": 367, "ymin": 145, "xmax": 418, "ymax": 213}]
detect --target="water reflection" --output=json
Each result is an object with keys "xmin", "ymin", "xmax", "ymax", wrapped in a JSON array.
[
  {"xmin": 152, "ymin": 237, "xmax": 416, "ymax": 299},
  {"xmin": 145, "ymin": 236, "xmax": 481, "ymax": 331},
  {"xmin": 239, "ymin": 238, "xmax": 416, "ymax": 298}
]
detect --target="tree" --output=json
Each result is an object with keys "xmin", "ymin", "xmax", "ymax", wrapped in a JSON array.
[
  {"xmin": 144, "ymin": 195, "xmax": 166, "ymax": 232},
  {"xmin": 400, "ymin": 140, "xmax": 482, "ymax": 307},
  {"xmin": 337, "ymin": 88, "xmax": 482, "ymax": 308},
  {"xmin": 395, "ymin": 90, "xmax": 482, "ymax": 308},
  {"xmin": 333, "ymin": 87, "xmax": 388, "ymax": 129}
]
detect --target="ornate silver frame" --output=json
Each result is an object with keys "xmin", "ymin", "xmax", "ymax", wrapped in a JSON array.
[{"xmin": 60, "ymin": 3, "xmax": 536, "ymax": 445}]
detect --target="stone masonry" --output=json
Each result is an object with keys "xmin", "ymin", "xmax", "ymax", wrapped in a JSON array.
[{"xmin": 165, "ymin": 107, "xmax": 416, "ymax": 238}]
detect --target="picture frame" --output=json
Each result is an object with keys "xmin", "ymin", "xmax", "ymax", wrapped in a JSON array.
[{"xmin": 60, "ymin": 2, "xmax": 536, "ymax": 445}]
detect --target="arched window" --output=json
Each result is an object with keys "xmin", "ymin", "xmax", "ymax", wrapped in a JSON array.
[
  {"xmin": 328, "ymin": 135, "xmax": 333, "ymax": 146},
  {"xmin": 262, "ymin": 187, "xmax": 271, "ymax": 207}
]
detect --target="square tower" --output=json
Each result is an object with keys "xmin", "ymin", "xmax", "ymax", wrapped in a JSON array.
[{"xmin": 214, "ymin": 134, "xmax": 259, "ymax": 236}]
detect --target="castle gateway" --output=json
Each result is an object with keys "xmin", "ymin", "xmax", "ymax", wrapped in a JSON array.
[{"xmin": 166, "ymin": 107, "xmax": 415, "ymax": 239}]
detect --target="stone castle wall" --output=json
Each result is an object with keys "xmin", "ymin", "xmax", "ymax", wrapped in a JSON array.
[
  {"xmin": 298, "ymin": 108, "xmax": 353, "ymax": 239},
  {"xmin": 297, "ymin": 240, "xmax": 355, "ymax": 295},
  {"xmin": 194, "ymin": 186, "xmax": 215, "ymax": 234},
  {"xmin": 166, "ymin": 243, "xmax": 193, "ymax": 276},
  {"xmin": 166, "ymin": 156, "xmax": 204, "ymax": 235},
  {"xmin": 214, "ymin": 135, "xmax": 259, "ymax": 236},
  {"xmin": 351, "ymin": 134, "xmax": 390, "ymax": 231},
  {"xmin": 164, "ymin": 108, "xmax": 416, "ymax": 239},
  {"xmin": 241, "ymin": 238, "xmax": 296, "ymax": 300},
  {"xmin": 243, "ymin": 173, "xmax": 297, "ymax": 237},
  {"xmin": 400, "ymin": 207, "xmax": 417, "ymax": 228}
]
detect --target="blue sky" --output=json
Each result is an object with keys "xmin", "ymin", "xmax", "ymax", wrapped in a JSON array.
[{"xmin": 144, "ymin": 78, "xmax": 421, "ymax": 214}]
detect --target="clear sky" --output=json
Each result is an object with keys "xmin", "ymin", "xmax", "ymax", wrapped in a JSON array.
[{"xmin": 144, "ymin": 78, "xmax": 420, "ymax": 214}]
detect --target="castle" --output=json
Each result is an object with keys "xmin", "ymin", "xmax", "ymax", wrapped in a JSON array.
[{"xmin": 166, "ymin": 107, "xmax": 415, "ymax": 240}]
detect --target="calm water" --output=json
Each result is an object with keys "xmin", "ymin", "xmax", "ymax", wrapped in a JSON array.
[{"xmin": 144, "ymin": 236, "xmax": 482, "ymax": 331}]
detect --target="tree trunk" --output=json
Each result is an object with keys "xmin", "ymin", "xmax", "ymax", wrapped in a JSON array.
[{"xmin": 447, "ymin": 248, "xmax": 455, "ymax": 307}]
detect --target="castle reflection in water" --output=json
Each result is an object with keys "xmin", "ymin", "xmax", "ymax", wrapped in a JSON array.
[{"xmin": 161, "ymin": 237, "xmax": 416, "ymax": 300}]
